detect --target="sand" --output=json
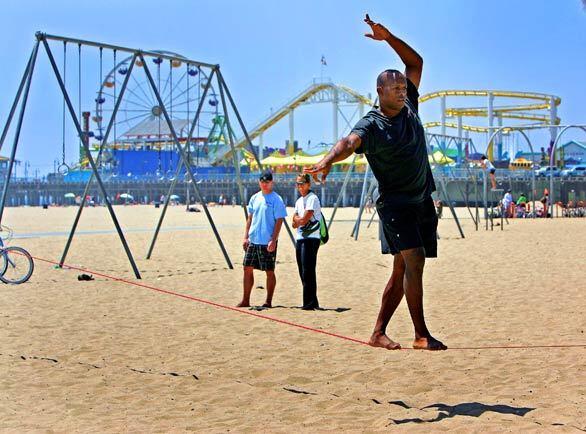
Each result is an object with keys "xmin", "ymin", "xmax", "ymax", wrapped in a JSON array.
[{"xmin": 0, "ymin": 204, "xmax": 585, "ymax": 432}]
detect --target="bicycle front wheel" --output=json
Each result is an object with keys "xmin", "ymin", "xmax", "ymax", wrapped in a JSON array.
[
  {"xmin": 0, "ymin": 246, "xmax": 34, "ymax": 284},
  {"xmin": 0, "ymin": 246, "xmax": 8, "ymax": 278}
]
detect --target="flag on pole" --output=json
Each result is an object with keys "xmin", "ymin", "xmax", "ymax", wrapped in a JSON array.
[{"xmin": 320, "ymin": 55, "xmax": 327, "ymax": 66}]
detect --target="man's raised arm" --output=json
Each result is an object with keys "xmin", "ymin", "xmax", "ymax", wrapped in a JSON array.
[
  {"xmin": 364, "ymin": 14, "xmax": 423, "ymax": 88},
  {"xmin": 304, "ymin": 133, "xmax": 362, "ymax": 183}
]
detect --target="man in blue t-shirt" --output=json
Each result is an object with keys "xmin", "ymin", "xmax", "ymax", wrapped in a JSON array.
[
  {"xmin": 237, "ymin": 171, "xmax": 287, "ymax": 308},
  {"xmin": 305, "ymin": 15, "xmax": 446, "ymax": 351}
]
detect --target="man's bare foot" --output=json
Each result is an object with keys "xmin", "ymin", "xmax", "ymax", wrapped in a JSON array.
[
  {"xmin": 236, "ymin": 301, "xmax": 250, "ymax": 308},
  {"xmin": 369, "ymin": 331, "xmax": 402, "ymax": 350},
  {"xmin": 413, "ymin": 336, "xmax": 447, "ymax": 351},
  {"xmin": 261, "ymin": 302, "xmax": 272, "ymax": 308}
]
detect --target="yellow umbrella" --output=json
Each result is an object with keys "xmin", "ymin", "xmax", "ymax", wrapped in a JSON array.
[
  {"xmin": 260, "ymin": 155, "xmax": 289, "ymax": 166},
  {"xmin": 428, "ymin": 151, "xmax": 454, "ymax": 165}
]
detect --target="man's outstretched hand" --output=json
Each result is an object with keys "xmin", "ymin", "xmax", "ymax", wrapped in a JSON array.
[
  {"xmin": 364, "ymin": 14, "xmax": 392, "ymax": 41},
  {"xmin": 304, "ymin": 160, "xmax": 332, "ymax": 185}
]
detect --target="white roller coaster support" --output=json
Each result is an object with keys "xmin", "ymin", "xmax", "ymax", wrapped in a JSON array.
[
  {"xmin": 488, "ymin": 92, "xmax": 494, "ymax": 155},
  {"xmin": 333, "ymin": 87, "xmax": 339, "ymax": 143},
  {"xmin": 497, "ymin": 115, "xmax": 503, "ymax": 159},
  {"xmin": 457, "ymin": 116, "xmax": 463, "ymax": 163},
  {"xmin": 440, "ymin": 95, "xmax": 446, "ymax": 137},
  {"xmin": 549, "ymin": 95, "xmax": 557, "ymax": 143},
  {"xmin": 289, "ymin": 110, "xmax": 294, "ymax": 153}
]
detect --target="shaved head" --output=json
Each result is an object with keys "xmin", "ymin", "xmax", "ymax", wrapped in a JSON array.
[{"xmin": 377, "ymin": 69, "xmax": 405, "ymax": 87}]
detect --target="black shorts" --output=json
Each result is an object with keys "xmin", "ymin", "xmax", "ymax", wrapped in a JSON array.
[
  {"xmin": 377, "ymin": 198, "xmax": 438, "ymax": 258},
  {"xmin": 490, "ymin": 168, "xmax": 496, "ymax": 174},
  {"xmin": 243, "ymin": 243, "xmax": 277, "ymax": 271}
]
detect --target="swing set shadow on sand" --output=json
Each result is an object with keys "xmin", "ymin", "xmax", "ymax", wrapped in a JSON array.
[{"xmin": 0, "ymin": 32, "xmax": 293, "ymax": 279}]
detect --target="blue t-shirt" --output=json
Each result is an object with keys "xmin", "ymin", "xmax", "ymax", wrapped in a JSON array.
[{"xmin": 247, "ymin": 191, "xmax": 287, "ymax": 245}]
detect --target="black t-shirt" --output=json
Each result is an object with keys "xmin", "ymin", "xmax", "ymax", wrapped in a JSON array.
[{"xmin": 351, "ymin": 78, "xmax": 436, "ymax": 205}]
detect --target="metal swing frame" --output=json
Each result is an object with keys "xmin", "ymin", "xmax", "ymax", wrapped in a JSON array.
[{"xmin": 0, "ymin": 32, "xmax": 270, "ymax": 277}]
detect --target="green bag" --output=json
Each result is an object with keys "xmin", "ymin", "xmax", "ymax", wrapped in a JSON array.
[
  {"xmin": 318, "ymin": 213, "xmax": 329, "ymax": 245},
  {"xmin": 299, "ymin": 193, "xmax": 328, "ymax": 245}
]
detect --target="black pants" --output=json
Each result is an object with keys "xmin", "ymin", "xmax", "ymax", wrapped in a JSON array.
[{"xmin": 295, "ymin": 238, "xmax": 321, "ymax": 309}]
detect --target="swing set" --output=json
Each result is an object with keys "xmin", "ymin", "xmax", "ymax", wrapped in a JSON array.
[{"xmin": 0, "ymin": 32, "xmax": 266, "ymax": 279}]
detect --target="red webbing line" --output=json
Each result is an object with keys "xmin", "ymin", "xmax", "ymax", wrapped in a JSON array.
[{"xmin": 29, "ymin": 255, "xmax": 586, "ymax": 351}]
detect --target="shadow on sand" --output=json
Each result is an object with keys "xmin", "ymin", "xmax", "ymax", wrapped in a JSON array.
[
  {"xmin": 248, "ymin": 305, "xmax": 351, "ymax": 312},
  {"xmin": 388, "ymin": 401, "xmax": 534, "ymax": 424}
]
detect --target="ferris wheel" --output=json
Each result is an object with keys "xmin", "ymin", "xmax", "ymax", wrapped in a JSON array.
[{"xmin": 93, "ymin": 50, "xmax": 220, "ymax": 152}]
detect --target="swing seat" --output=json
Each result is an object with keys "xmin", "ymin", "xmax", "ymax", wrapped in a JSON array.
[
  {"xmin": 135, "ymin": 60, "xmax": 144, "ymax": 67},
  {"xmin": 95, "ymin": 97, "xmax": 105, "ymax": 104},
  {"xmin": 171, "ymin": 60, "xmax": 182, "ymax": 68},
  {"xmin": 117, "ymin": 67, "xmax": 128, "ymax": 75},
  {"xmin": 188, "ymin": 68, "xmax": 198, "ymax": 76},
  {"xmin": 103, "ymin": 81, "xmax": 114, "ymax": 88},
  {"xmin": 153, "ymin": 57, "xmax": 163, "ymax": 65}
]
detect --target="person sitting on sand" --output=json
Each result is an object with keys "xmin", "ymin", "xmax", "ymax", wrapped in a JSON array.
[
  {"xmin": 305, "ymin": 14, "xmax": 446, "ymax": 351},
  {"xmin": 540, "ymin": 191, "xmax": 549, "ymax": 218},
  {"xmin": 237, "ymin": 171, "xmax": 287, "ymax": 308},
  {"xmin": 516, "ymin": 192, "xmax": 528, "ymax": 208}
]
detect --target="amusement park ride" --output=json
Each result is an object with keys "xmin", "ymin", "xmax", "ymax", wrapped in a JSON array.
[
  {"xmin": 90, "ymin": 47, "xmax": 235, "ymax": 174},
  {"xmin": 419, "ymin": 89, "xmax": 561, "ymax": 162},
  {"xmin": 1, "ymin": 32, "xmax": 585, "ymax": 275}
]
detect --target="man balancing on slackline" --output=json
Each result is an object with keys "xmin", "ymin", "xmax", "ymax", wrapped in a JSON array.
[{"xmin": 305, "ymin": 14, "xmax": 446, "ymax": 351}]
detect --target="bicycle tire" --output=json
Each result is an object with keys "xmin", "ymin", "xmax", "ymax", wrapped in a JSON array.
[
  {"xmin": 0, "ymin": 246, "xmax": 34, "ymax": 284},
  {"xmin": 0, "ymin": 246, "xmax": 8, "ymax": 278}
]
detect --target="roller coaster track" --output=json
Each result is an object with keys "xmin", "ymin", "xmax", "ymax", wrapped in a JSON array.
[
  {"xmin": 212, "ymin": 86, "xmax": 561, "ymax": 164},
  {"xmin": 211, "ymin": 82, "xmax": 373, "ymax": 164},
  {"xmin": 420, "ymin": 89, "xmax": 561, "ymax": 133}
]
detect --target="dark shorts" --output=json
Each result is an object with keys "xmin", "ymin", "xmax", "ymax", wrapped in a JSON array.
[
  {"xmin": 377, "ymin": 198, "xmax": 438, "ymax": 258},
  {"xmin": 490, "ymin": 168, "xmax": 496, "ymax": 174},
  {"xmin": 243, "ymin": 243, "xmax": 277, "ymax": 271}
]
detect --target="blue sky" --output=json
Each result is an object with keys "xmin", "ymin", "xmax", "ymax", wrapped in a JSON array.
[{"xmin": 1, "ymin": 0, "xmax": 585, "ymax": 174}]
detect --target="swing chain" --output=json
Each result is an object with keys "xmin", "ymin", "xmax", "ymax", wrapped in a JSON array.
[{"xmin": 58, "ymin": 41, "xmax": 70, "ymax": 175}]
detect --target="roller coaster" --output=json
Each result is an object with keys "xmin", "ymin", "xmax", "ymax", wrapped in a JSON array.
[
  {"xmin": 419, "ymin": 89, "xmax": 561, "ymax": 160},
  {"xmin": 210, "ymin": 79, "xmax": 374, "ymax": 164},
  {"xmin": 218, "ymin": 82, "xmax": 561, "ymax": 165}
]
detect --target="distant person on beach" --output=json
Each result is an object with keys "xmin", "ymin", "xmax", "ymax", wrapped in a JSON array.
[
  {"xmin": 305, "ymin": 15, "xmax": 446, "ymax": 350},
  {"xmin": 481, "ymin": 155, "xmax": 497, "ymax": 190},
  {"xmin": 502, "ymin": 189, "xmax": 513, "ymax": 217},
  {"xmin": 540, "ymin": 192, "xmax": 549, "ymax": 218},
  {"xmin": 365, "ymin": 195, "xmax": 374, "ymax": 213},
  {"xmin": 237, "ymin": 171, "xmax": 287, "ymax": 308},
  {"xmin": 515, "ymin": 192, "xmax": 528, "ymax": 217},
  {"xmin": 292, "ymin": 173, "xmax": 322, "ymax": 310}
]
